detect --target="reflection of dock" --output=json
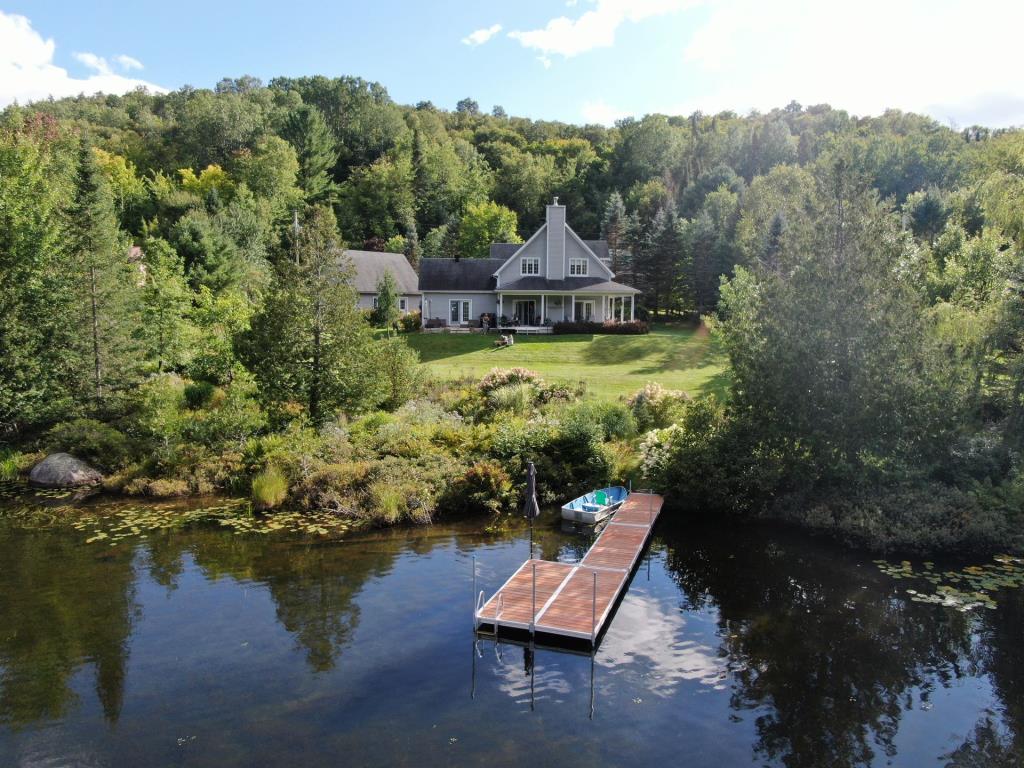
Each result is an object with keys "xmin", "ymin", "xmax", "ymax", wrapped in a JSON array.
[{"xmin": 474, "ymin": 492, "xmax": 663, "ymax": 644}]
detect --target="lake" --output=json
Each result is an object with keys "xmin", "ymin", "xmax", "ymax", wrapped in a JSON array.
[{"xmin": 1, "ymin": 486, "xmax": 1022, "ymax": 767}]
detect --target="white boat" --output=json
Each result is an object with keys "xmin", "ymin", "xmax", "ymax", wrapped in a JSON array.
[{"xmin": 560, "ymin": 486, "xmax": 629, "ymax": 524}]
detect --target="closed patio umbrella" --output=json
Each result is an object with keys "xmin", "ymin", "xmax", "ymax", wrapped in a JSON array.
[{"xmin": 522, "ymin": 461, "xmax": 540, "ymax": 557}]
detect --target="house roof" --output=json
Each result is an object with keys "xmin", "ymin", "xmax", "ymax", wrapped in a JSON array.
[
  {"xmin": 488, "ymin": 239, "xmax": 610, "ymax": 262},
  {"xmin": 497, "ymin": 277, "xmax": 640, "ymax": 294},
  {"xmin": 343, "ymin": 250, "xmax": 419, "ymax": 294},
  {"xmin": 419, "ymin": 258, "xmax": 504, "ymax": 292}
]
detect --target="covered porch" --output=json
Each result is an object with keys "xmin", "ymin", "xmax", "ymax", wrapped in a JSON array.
[{"xmin": 497, "ymin": 292, "xmax": 637, "ymax": 326}]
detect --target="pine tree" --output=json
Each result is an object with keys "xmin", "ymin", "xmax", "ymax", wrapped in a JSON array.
[
  {"xmin": 601, "ymin": 192, "xmax": 629, "ymax": 276},
  {"xmin": 68, "ymin": 139, "xmax": 137, "ymax": 406},
  {"xmin": 638, "ymin": 206, "xmax": 685, "ymax": 318},
  {"xmin": 241, "ymin": 206, "xmax": 380, "ymax": 421},
  {"xmin": 138, "ymin": 236, "xmax": 193, "ymax": 372},
  {"xmin": 374, "ymin": 270, "xmax": 400, "ymax": 333},
  {"xmin": 401, "ymin": 212, "xmax": 421, "ymax": 268},
  {"xmin": 280, "ymin": 104, "xmax": 338, "ymax": 203}
]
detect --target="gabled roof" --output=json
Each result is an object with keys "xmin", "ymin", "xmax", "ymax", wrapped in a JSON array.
[
  {"xmin": 344, "ymin": 250, "xmax": 419, "ymax": 294},
  {"xmin": 419, "ymin": 258, "xmax": 505, "ymax": 292},
  {"xmin": 489, "ymin": 239, "xmax": 610, "ymax": 263}
]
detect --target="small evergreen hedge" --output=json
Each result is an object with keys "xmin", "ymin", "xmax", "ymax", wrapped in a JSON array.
[{"xmin": 552, "ymin": 320, "xmax": 648, "ymax": 335}]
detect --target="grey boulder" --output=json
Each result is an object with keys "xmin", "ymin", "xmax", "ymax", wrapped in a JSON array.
[{"xmin": 29, "ymin": 453, "xmax": 103, "ymax": 488}]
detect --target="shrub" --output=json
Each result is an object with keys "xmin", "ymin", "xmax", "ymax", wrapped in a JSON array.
[
  {"xmin": 252, "ymin": 465, "xmax": 288, "ymax": 510},
  {"xmin": 292, "ymin": 461, "xmax": 372, "ymax": 513},
  {"xmin": 122, "ymin": 476, "xmax": 191, "ymax": 497},
  {"xmin": 440, "ymin": 460, "xmax": 516, "ymax": 517},
  {"xmin": 377, "ymin": 337, "xmax": 422, "ymax": 411},
  {"xmin": 45, "ymin": 418, "xmax": 132, "ymax": 470},
  {"xmin": 399, "ymin": 310, "xmax": 422, "ymax": 333},
  {"xmin": 487, "ymin": 382, "xmax": 535, "ymax": 415},
  {"xmin": 627, "ymin": 382, "xmax": 691, "ymax": 431},
  {"xmin": 184, "ymin": 380, "xmax": 217, "ymax": 409},
  {"xmin": 479, "ymin": 368, "xmax": 543, "ymax": 395},
  {"xmin": 552, "ymin": 320, "xmax": 648, "ymax": 335},
  {"xmin": 147, "ymin": 478, "xmax": 192, "ymax": 498},
  {"xmin": 562, "ymin": 401, "xmax": 636, "ymax": 441}
]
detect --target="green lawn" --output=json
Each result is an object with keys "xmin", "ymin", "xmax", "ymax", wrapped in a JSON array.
[{"xmin": 407, "ymin": 324, "xmax": 730, "ymax": 400}]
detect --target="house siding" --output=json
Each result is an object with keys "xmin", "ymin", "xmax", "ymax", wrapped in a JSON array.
[
  {"xmin": 496, "ymin": 230, "xmax": 546, "ymax": 285},
  {"xmin": 564, "ymin": 235, "xmax": 608, "ymax": 279},
  {"xmin": 421, "ymin": 292, "xmax": 497, "ymax": 325},
  {"xmin": 357, "ymin": 293, "xmax": 421, "ymax": 313}
]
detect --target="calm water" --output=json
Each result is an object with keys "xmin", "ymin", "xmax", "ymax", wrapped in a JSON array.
[{"xmin": 1, "ymin": 493, "xmax": 1022, "ymax": 767}]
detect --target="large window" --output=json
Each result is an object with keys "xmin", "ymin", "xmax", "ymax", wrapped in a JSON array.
[
  {"xmin": 521, "ymin": 257, "xmax": 540, "ymax": 275},
  {"xmin": 569, "ymin": 258, "xmax": 588, "ymax": 276}
]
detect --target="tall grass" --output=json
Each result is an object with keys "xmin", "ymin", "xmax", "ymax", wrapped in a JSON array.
[
  {"xmin": 0, "ymin": 451, "xmax": 24, "ymax": 481},
  {"xmin": 251, "ymin": 465, "xmax": 288, "ymax": 510}
]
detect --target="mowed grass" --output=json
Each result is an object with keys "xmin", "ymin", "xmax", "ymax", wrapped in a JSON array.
[{"xmin": 407, "ymin": 324, "xmax": 730, "ymax": 400}]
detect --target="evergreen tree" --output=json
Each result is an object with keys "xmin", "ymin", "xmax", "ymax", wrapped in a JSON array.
[
  {"xmin": 440, "ymin": 214, "xmax": 462, "ymax": 260},
  {"xmin": 68, "ymin": 139, "xmax": 137, "ymax": 406},
  {"xmin": 374, "ymin": 270, "xmax": 400, "ymax": 333},
  {"xmin": 280, "ymin": 104, "xmax": 339, "ymax": 203},
  {"xmin": 241, "ymin": 206, "xmax": 380, "ymax": 421},
  {"xmin": 601, "ymin": 191, "xmax": 629, "ymax": 276},
  {"xmin": 403, "ymin": 218, "xmax": 422, "ymax": 268},
  {"xmin": 138, "ymin": 236, "xmax": 193, "ymax": 373},
  {"xmin": 636, "ymin": 206, "xmax": 684, "ymax": 318}
]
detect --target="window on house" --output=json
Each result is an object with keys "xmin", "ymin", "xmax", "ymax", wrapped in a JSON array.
[
  {"xmin": 399, "ymin": 298, "xmax": 407, "ymax": 311},
  {"xmin": 372, "ymin": 296, "xmax": 379, "ymax": 308},
  {"xmin": 569, "ymin": 258, "xmax": 588, "ymax": 276},
  {"xmin": 521, "ymin": 257, "xmax": 540, "ymax": 275}
]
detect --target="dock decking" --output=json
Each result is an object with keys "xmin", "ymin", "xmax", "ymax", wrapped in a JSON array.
[{"xmin": 474, "ymin": 492, "xmax": 664, "ymax": 643}]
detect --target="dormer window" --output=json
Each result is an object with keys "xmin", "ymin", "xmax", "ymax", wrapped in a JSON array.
[
  {"xmin": 521, "ymin": 257, "xmax": 540, "ymax": 275},
  {"xmin": 569, "ymin": 258, "xmax": 588, "ymax": 276}
]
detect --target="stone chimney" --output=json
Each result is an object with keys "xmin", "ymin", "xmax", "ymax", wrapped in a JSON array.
[{"xmin": 545, "ymin": 197, "xmax": 565, "ymax": 280}]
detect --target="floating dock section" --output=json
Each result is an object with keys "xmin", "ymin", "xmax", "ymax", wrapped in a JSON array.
[{"xmin": 474, "ymin": 492, "xmax": 664, "ymax": 644}]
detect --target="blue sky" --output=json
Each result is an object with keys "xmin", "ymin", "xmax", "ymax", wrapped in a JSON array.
[{"xmin": 3, "ymin": 0, "xmax": 1023, "ymax": 127}]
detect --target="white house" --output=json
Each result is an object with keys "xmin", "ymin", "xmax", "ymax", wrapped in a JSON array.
[{"xmin": 419, "ymin": 200, "xmax": 640, "ymax": 327}]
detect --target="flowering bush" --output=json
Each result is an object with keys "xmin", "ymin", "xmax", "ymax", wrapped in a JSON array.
[
  {"xmin": 478, "ymin": 367, "xmax": 544, "ymax": 395},
  {"xmin": 626, "ymin": 382, "xmax": 691, "ymax": 431}
]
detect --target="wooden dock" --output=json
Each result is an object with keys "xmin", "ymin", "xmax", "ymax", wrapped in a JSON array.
[{"xmin": 474, "ymin": 492, "xmax": 664, "ymax": 643}]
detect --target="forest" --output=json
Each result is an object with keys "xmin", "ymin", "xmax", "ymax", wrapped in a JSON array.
[{"xmin": 0, "ymin": 74, "xmax": 1022, "ymax": 551}]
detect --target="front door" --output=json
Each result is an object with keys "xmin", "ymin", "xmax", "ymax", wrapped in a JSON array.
[
  {"xmin": 514, "ymin": 300, "xmax": 536, "ymax": 325},
  {"xmin": 574, "ymin": 300, "xmax": 594, "ymax": 321},
  {"xmin": 449, "ymin": 300, "xmax": 471, "ymax": 325}
]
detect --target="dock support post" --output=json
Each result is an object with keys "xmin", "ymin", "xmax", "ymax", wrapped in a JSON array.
[
  {"xmin": 472, "ymin": 555, "xmax": 476, "ymax": 626},
  {"xmin": 531, "ymin": 562, "xmax": 537, "ymax": 635},
  {"xmin": 591, "ymin": 570, "xmax": 598, "ymax": 643}
]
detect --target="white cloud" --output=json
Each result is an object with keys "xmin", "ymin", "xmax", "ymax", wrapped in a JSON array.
[
  {"xmin": 73, "ymin": 51, "xmax": 112, "ymax": 76},
  {"xmin": 509, "ymin": 0, "xmax": 695, "ymax": 63},
  {"xmin": 0, "ymin": 11, "xmax": 165, "ymax": 107},
  {"xmin": 675, "ymin": 0, "xmax": 1024, "ymax": 127},
  {"xmin": 115, "ymin": 54, "xmax": 144, "ymax": 71},
  {"xmin": 581, "ymin": 98, "xmax": 629, "ymax": 125},
  {"xmin": 462, "ymin": 23, "xmax": 502, "ymax": 47}
]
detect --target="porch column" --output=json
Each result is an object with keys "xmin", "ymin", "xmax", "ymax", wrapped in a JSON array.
[
  {"xmin": 540, "ymin": 294, "xmax": 545, "ymax": 324},
  {"xmin": 620, "ymin": 296, "xmax": 625, "ymax": 322},
  {"xmin": 630, "ymin": 295, "xmax": 635, "ymax": 321},
  {"xmin": 498, "ymin": 293, "xmax": 503, "ymax": 322},
  {"xmin": 571, "ymin": 294, "xmax": 575, "ymax": 321}
]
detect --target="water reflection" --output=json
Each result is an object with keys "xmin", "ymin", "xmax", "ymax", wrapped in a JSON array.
[
  {"xmin": 0, "ymin": 499, "xmax": 1022, "ymax": 767},
  {"xmin": 0, "ymin": 527, "xmax": 135, "ymax": 727},
  {"xmin": 660, "ymin": 519, "xmax": 982, "ymax": 768}
]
